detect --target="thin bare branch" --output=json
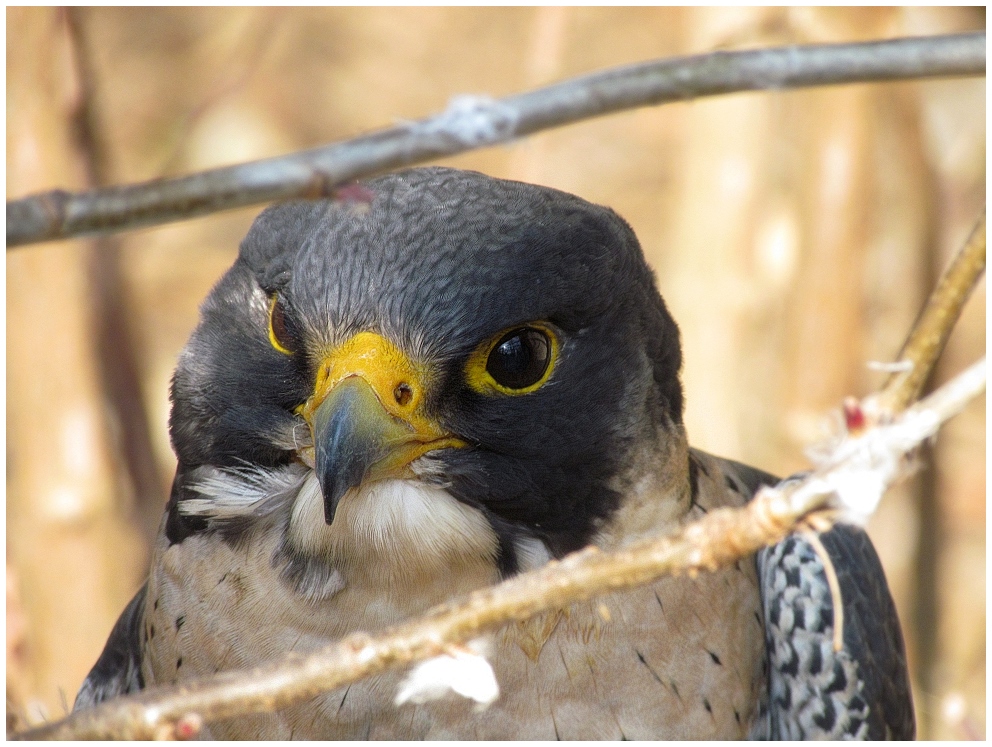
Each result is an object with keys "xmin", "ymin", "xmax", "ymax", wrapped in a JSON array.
[
  {"xmin": 17, "ymin": 356, "xmax": 985, "ymax": 739},
  {"xmin": 6, "ymin": 32, "xmax": 984, "ymax": 248},
  {"xmin": 868, "ymin": 211, "xmax": 986, "ymax": 416}
]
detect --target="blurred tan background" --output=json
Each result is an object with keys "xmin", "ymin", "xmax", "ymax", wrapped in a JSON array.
[{"xmin": 6, "ymin": 7, "xmax": 985, "ymax": 738}]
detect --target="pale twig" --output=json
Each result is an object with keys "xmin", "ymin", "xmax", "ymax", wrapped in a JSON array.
[
  {"xmin": 866, "ymin": 211, "xmax": 986, "ymax": 417},
  {"xmin": 6, "ymin": 32, "xmax": 984, "ymax": 248},
  {"xmin": 800, "ymin": 529, "xmax": 846, "ymax": 652},
  {"xmin": 16, "ymin": 357, "xmax": 985, "ymax": 740}
]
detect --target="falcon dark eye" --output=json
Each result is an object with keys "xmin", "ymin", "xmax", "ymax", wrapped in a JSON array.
[
  {"xmin": 268, "ymin": 294, "xmax": 296, "ymax": 355},
  {"xmin": 484, "ymin": 327, "xmax": 554, "ymax": 392}
]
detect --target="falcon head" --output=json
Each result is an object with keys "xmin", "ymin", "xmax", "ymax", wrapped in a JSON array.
[{"xmin": 166, "ymin": 167, "xmax": 685, "ymax": 584}]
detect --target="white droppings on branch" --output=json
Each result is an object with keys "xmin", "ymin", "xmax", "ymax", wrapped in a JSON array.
[
  {"xmin": 770, "ymin": 358, "xmax": 986, "ymax": 526},
  {"xmin": 395, "ymin": 640, "xmax": 499, "ymax": 709},
  {"xmin": 356, "ymin": 645, "xmax": 377, "ymax": 665},
  {"xmin": 415, "ymin": 95, "xmax": 521, "ymax": 146}
]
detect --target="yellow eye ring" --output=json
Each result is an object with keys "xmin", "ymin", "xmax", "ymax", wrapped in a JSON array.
[
  {"xmin": 268, "ymin": 294, "xmax": 295, "ymax": 355},
  {"xmin": 465, "ymin": 322, "xmax": 559, "ymax": 395}
]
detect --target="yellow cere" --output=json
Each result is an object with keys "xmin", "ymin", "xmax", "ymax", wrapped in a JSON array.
[
  {"xmin": 301, "ymin": 332, "xmax": 440, "ymax": 437},
  {"xmin": 465, "ymin": 321, "xmax": 560, "ymax": 396}
]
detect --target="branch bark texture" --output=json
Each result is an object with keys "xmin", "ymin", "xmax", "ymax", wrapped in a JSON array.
[
  {"xmin": 870, "ymin": 211, "xmax": 986, "ymax": 415},
  {"xmin": 6, "ymin": 32, "xmax": 985, "ymax": 248}
]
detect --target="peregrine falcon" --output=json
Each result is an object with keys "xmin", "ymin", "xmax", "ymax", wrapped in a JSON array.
[{"xmin": 75, "ymin": 167, "xmax": 914, "ymax": 739}]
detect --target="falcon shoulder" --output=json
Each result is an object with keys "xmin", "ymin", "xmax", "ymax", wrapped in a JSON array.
[
  {"xmin": 73, "ymin": 583, "xmax": 148, "ymax": 711},
  {"xmin": 703, "ymin": 451, "xmax": 915, "ymax": 739}
]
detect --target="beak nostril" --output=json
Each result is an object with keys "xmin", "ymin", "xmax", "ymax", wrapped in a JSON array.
[{"xmin": 394, "ymin": 383, "xmax": 413, "ymax": 406}]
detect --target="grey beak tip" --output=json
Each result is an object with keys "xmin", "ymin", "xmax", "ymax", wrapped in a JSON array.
[
  {"xmin": 323, "ymin": 490, "xmax": 338, "ymax": 525},
  {"xmin": 319, "ymin": 470, "xmax": 351, "ymax": 526}
]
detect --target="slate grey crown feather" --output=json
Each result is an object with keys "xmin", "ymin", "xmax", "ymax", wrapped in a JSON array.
[{"xmin": 74, "ymin": 167, "xmax": 913, "ymax": 739}]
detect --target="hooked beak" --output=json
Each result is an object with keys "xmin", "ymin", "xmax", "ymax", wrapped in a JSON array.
[{"xmin": 300, "ymin": 332, "xmax": 465, "ymax": 524}]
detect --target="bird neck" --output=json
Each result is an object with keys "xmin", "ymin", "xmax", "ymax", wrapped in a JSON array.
[
  {"xmin": 593, "ymin": 420, "xmax": 693, "ymax": 550},
  {"xmin": 285, "ymin": 473, "xmax": 502, "ymax": 592}
]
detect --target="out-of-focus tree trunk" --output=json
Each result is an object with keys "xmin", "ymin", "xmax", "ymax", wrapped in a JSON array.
[{"xmin": 6, "ymin": 7, "xmax": 147, "ymax": 724}]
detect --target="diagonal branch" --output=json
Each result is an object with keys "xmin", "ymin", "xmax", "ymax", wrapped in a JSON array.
[
  {"xmin": 867, "ymin": 211, "xmax": 986, "ymax": 416},
  {"xmin": 16, "ymin": 357, "xmax": 985, "ymax": 740},
  {"xmin": 6, "ymin": 32, "xmax": 985, "ymax": 248}
]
